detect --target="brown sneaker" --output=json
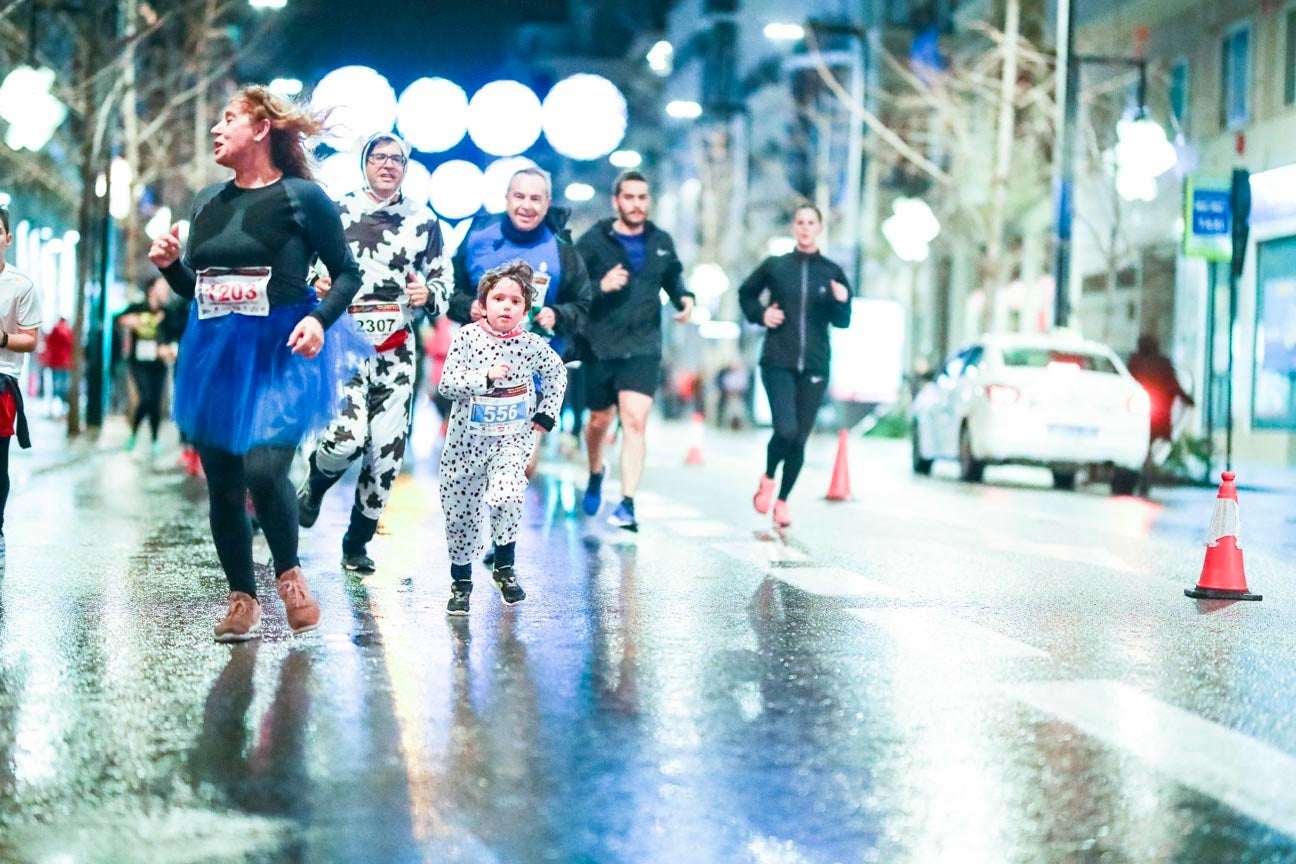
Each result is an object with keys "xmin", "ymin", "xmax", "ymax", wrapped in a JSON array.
[
  {"xmin": 214, "ymin": 591, "xmax": 262, "ymax": 643},
  {"xmin": 276, "ymin": 566, "xmax": 321, "ymax": 634}
]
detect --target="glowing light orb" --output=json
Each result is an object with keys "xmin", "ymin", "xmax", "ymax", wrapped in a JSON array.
[
  {"xmin": 542, "ymin": 74, "xmax": 627, "ymax": 161},
  {"xmin": 317, "ymin": 152, "xmax": 364, "ymax": 200},
  {"xmin": 482, "ymin": 156, "xmax": 537, "ymax": 214},
  {"xmin": 428, "ymin": 160, "xmax": 485, "ymax": 220},
  {"xmin": 468, "ymin": 81, "xmax": 542, "ymax": 156},
  {"xmin": 311, "ymin": 66, "xmax": 397, "ymax": 152},
  {"xmin": 397, "ymin": 78, "xmax": 468, "ymax": 153}
]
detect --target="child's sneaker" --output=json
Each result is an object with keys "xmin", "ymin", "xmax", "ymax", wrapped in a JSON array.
[
  {"xmin": 446, "ymin": 580, "xmax": 473, "ymax": 616},
  {"xmin": 491, "ymin": 567, "xmax": 526, "ymax": 605}
]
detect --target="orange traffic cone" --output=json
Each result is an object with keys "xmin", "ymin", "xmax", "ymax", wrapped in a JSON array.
[
  {"xmin": 825, "ymin": 429, "xmax": 852, "ymax": 501},
  {"xmin": 1185, "ymin": 471, "xmax": 1262, "ymax": 601},
  {"xmin": 684, "ymin": 412, "xmax": 705, "ymax": 465}
]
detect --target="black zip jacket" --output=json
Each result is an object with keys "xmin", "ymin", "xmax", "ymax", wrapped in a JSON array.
[
  {"xmin": 447, "ymin": 209, "xmax": 591, "ymax": 341},
  {"xmin": 574, "ymin": 218, "xmax": 693, "ymax": 360},
  {"xmin": 738, "ymin": 250, "xmax": 851, "ymax": 375}
]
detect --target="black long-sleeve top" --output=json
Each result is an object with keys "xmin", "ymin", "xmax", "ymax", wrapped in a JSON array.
[
  {"xmin": 160, "ymin": 177, "xmax": 362, "ymax": 328},
  {"xmin": 738, "ymin": 249, "xmax": 852, "ymax": 375}
]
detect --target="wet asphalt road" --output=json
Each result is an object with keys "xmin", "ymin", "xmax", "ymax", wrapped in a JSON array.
[{"xmin": 2, "ymin": 418, "xmax": 1296, "ymax": 863}]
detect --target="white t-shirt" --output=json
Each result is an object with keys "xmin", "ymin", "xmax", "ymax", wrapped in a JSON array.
[{"xmin": 0, "ymin": 265, "xmax": 41, "ymax": 377}]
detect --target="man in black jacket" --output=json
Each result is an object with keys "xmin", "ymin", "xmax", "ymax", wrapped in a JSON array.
[
  {"xmin": 447, "ymin": 166, "xmax": 591, "ymax": 479},
  {"xmin": 575, "ymin": 171, "xmax": 694, "ymax": 531}
]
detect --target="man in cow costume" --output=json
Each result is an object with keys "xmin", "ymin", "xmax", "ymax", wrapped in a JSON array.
[{"xmin": 298, "ymin": 131, "xmax": 451, "ymax": 572}]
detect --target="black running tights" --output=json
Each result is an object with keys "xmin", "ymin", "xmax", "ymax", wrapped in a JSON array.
[
  {"xmin": 0, "ymin": 436, "xmax": 9, "ymax": 535},
  {"xmin": 197, "ymin": 444, "xmax": 299, "ymax": 597},
  {"xmin": 762, "ymin": 366, "xmax": 829, "ymax": 501},
  {"xmin": 131, "ymin": 361, "xmax": 167, "ymax": 440}
]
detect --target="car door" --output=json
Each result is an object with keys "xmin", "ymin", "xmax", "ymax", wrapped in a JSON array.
[{"xmin": 930, "ymin": 348, "xmax": 971, "ymax": 457}]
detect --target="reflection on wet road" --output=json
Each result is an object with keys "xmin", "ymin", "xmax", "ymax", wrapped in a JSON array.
[{"xmin": 3, "ymin": 427, "xmax": 1296, "ymax": 863}]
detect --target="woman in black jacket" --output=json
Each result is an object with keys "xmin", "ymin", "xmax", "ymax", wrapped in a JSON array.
[{"xmin": 738, "ymin": 205, "xmax": 851, "ymax": 527}]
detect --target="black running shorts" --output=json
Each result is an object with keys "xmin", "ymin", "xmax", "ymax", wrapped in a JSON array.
[{"xmin": 585, "ymin": 355, "xmax": 661, "ymax": 411}]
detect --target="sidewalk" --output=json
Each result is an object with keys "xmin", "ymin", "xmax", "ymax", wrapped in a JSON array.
[{"xmin": 10, "ymin": 413, "xmax": 139, "ymax": 484}]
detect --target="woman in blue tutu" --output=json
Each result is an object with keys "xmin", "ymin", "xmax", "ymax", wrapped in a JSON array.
[{"xmin": 148, "ymin": 84, "xmax": 371, "ymax": 642}]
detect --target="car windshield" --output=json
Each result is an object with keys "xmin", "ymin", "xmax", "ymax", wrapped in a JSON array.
[{"xmin": 1000, "ymin": 347, "xmax": 1118, "ymax": 374}]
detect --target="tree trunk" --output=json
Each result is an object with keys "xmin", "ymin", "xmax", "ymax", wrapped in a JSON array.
[{"xmin": 980, "ymin": 0, "xmax": 1021, "ymax": 333}]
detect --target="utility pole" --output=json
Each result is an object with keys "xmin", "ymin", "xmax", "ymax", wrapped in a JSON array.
[
  {"xmin": 1050, "ymin": 0, "xmax": 1078, "ymax": 328},
  {"xmin": 984, "ymin": 0, "xmax": 1020, "ymax": 332}
]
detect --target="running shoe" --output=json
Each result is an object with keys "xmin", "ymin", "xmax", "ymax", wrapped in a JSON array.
[
  {"xmin": 341, "ymin": 550, "xmax": 375, "ymax": 573},
  {"xmin": 607, "ymin": 502, "xmax": 638, "ymax": 533},
  {"xmin": 582, "ymin": 471, "xmax": 603, "ymax": 516},
  {"xmin": 772, "ymin": 499, "xmax": 791, "ymax": 528},
  {"xmin": 491, "ymin": 566, "xmax": 527, "ymax": 605},
  {"xmin": 446, "ymin": 580, "xmax": 473, "ymax": 616},
  {"xmin": 214, "ymin": 592, "xmax": 261, "ymax": 642},
  {"xmin": 276, "ymin": 567, "xmax": 321, "ymax": 634},
  {"xmin": 753, "ymin": 474, "xmax": 776, "ymax": 515},
  {"xmin": 297, "ymin": 486, "xmax": 322, "ymax": 529}
]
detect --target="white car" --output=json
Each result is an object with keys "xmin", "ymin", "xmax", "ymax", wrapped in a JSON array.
[{"xmin": 911, "ymin": 333, "xmax": 1150, "ymax": 494}]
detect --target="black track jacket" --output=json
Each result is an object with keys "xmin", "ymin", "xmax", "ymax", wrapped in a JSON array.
[
  {"xmin": 738, "ymin": 250, "xmax": 852, "ymax": 375},
  {"xmin": 575, "ymin": 219, "xmax": 693, "ymax": 361}
]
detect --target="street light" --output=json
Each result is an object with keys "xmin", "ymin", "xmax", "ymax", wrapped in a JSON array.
[
  {"xmin": 248, "ymin": 0, "xmax": 287, "ymax": 8},
  {"xmin": 564, "ymin": 183, "xmax": 595, "ymax": 202},
  {"xmin": 0, "ymin": 65, "xmax": 67, "ymax": 151},
  {"xmin": 665, "ymin": 100, "xmax": 702, "ymax": 119},
  {"xmin": 647, "ymin": 41, "xmax": 673, "ymax": 76},
  {"xmin": 268, "ymin": 77, "xmax": 302, "ymax": 97},
  {"xmin": 1112, "ymin": 115, "xmax": 1177, "ymax": 202},
  {"xmin": 763, "ymin": 22, "xmax": 805, "ymax": 41},
  {"xmin": 881, "ymin": 198, "xmax": 940, "ymax": 263},
  {"xmin": 609, "ymin": 149, "xmax": 642, "ymax": 169}
]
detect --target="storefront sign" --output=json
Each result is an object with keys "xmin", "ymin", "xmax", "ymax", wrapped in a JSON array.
[{"xmin": 1184, "ymin": 175, "xmax": 1233, "ymax": 261}]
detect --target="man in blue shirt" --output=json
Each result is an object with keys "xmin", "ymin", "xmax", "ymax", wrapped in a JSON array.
[
  {"xmin": 448, "ymin": 166, "xmax": 591, "ymax": 479},
  {"xmin": 575, "ymin": 171, "xmax": 694, "ymax": 531}
]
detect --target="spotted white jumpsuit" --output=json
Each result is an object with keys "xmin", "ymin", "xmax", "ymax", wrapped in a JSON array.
[{"xmin": 438, "ymin": 322, "xmax": 567, "ymax": 565}]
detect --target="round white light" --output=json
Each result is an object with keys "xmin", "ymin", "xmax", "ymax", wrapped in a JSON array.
[
  {"xmin": 609, "ymin": 149, "xmax": 642, "ymax": 169},
  {"xmin": 690, "ymin": 262, "xmax": 731, "ymax": 300},
  {"xmin": 401, "ymin": 159, "xmax": 433, "ymax": 208},
  {"xmin": 468, "ymin": 81, "xmax": 542, "ymax": 156},
  {"xmin": 428, "ymin": 160, "xmax": 485, "ymax": 220},
  {"xmin": 482, "ymin": 156, "xmax": 537, "ymax": 214},
  {"xmin": 0, "ymin": 192, "xmax": 10, "ymax": 207},
  {"xmin": 647, "ymin": 41, "xmax": 674, "ymax": 76},
  {"xmin": 0, "ymin": 66, "xmax": 67, "ymax": 151},
  {"xmin": 565, "ymin": 182, "xmax": 595, "ymax": 202},
  {"xmin": 767, "ymin": 236, "xmax": 796, "ymax": 256},
  {"xmin": 317, "ymin": 152, "xmax": 364, "ymax": 200},
  {"xmin": 311, "ymin": 66, "xmax": 397, "ymax": 152},
  {"xmin": 542, "ymin": 74, "xmax": 627, "ymax": 161},
  {"xmin": 763, "ymin": 22, "xmax": 805, "ymax": 41},
  {"xmin": 109, "ymin": 157, "xmax": 133, "ymax": 220},
  {"xmin": 1113, "ymin": 116, "xmax": 1177, "ymax": 202},
  {"xmin": 268, "ymin": 77, "xmax": 303, "ymax": 97},
  {"xmin": 666, "ymin": 100, "xmax": 702, "ymax": 120},
  {"xmin": 145, "ymin": 206, "xmax": 173, "ymax": 241},
  {"xmin": 397, "ymin": 78, "xmax": 468, "ymax": 153},
  {"xmin": 882, "ymin": 197, "xmax": 940, "ymax": 263},
  {"xmin": 442, "ymin": 219, "xmax": 473, "ymax": 257}
]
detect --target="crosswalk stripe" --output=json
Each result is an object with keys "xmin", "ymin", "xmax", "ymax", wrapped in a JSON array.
[
  {"xmin": 1008, "ymin": 680, "xmax": 1296, "ymax": 838},
  {"xmin": 848, "ymin": 608, "xmax": 1048, "ymax": 659},
  {"xmin": 776, "ymin": 567, "xmax": 903, "ymax": 599}
]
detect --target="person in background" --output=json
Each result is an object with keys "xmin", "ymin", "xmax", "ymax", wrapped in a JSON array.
[
  {"xmin": 0, "ymin": 205, "xmax": 41, "ymax": 573},
  {"xmin": 1127, "ymin": 332, "xmax": 1195, "ymax": 495},
  {"xmin": 41, "ymin": 316, "xmax": 73, "ymax": 417},
  {"xmin": 117, "ymin": 275, "xmax": 185, "ymax": 455}
]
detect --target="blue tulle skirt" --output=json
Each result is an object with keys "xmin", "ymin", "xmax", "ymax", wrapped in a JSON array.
[{"xmin": 174, "ymin": 300, "xmax": 372, "ymax": 454}]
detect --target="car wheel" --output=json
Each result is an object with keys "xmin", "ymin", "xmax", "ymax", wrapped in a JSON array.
[
  {"xmin": 911, "ymin": 423, "xmax": 934, "ymax": 475},
  {"xmin": 958, "ymin": 423, "xmax": 985, "ymax": 483},
  {"xmin": 1051, "ymin": 469, "xmax": 1078, "ymax": 491},
  {"xmin": 1111, "ymin": 468, "xmax": 1140, "ymax": 496}
]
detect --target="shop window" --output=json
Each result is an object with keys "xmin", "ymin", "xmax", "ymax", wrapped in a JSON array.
[{"xmin": 1252, "ymin": 236, "xmax": 1296, "ymax": 429}]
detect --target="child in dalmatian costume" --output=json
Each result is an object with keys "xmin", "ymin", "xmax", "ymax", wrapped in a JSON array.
[
  {"xmin": 297, "ymin": 131, "xmax": 452, "ymax": 572},
  {"xmin": 440, "ymin": 260, "xmax": 567, "ymax": 615}
]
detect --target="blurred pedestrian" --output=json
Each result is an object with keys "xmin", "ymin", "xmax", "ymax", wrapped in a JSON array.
[
  {"xmin": 717, "ymin": 361, "xmax": 750, "ymax": 430},
  {"xmin": 295, "ymin": 131, "xmax": 451, "ymax": 574},
  {"xmin": 739, "ymin": 204, "xmax": 851, "ymax": 528},
  {"xmin": 439, "ymin": 261, "xmax": 566, "ymax": 616},
  {"xmin": 0, "ymin": 204, "xmax": 41, "ymax": 572},
  {"xmin": 575, "ymin": 170, "xmax": 693, "ymax": 531},
  {"xmin": 447, "ymin": 166, "xmax": 590, "ymax": 481},
  {"xmin": 116, "ymin": 275, "xmax": 184, "ymax": 455},
  {"xmin": 1127, "ymin": 332, "xmax": 1195, "ymax": 495},
  {"xmin": 148, "ymin": 84, "xmax": 370, "ymax": 642},
  {"xmin": 41, "ymin": 316, "xmax": 73, "ymax": 417}
]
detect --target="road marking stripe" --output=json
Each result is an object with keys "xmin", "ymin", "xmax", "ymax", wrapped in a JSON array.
[
  {"xmin": 714, "ymin": 542, "xmax": 810, "ymax": 565},
  {"xmin": 662, "ymin": 519, "xmax": 743, "ymax": 538},
  {"xmin": 776, "ymin": 567, "xmax": 903, "ymax": 599},
  {"xmin": 848, "ymin": 608, "xmax": 1048, "ymax": 658},
  {"xmin": 1008, "ymin": 680, "xmax": 1296, "ymax": 838}
]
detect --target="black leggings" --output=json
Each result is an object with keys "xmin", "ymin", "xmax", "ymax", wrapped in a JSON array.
[
  {"xmin": 131, "ymin": 361, "xmax": 167, "ymax": 441},
  {"xmin": 0, "ymin": 436, "xmax": 9, "ymax": 535},
  {"xmin": 762, "ymin": 366, "xmax": 829, "ymax": 501},
  {"xmin": 197, "ymin": 445, "xmax": 299, "ymax": 597}
]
